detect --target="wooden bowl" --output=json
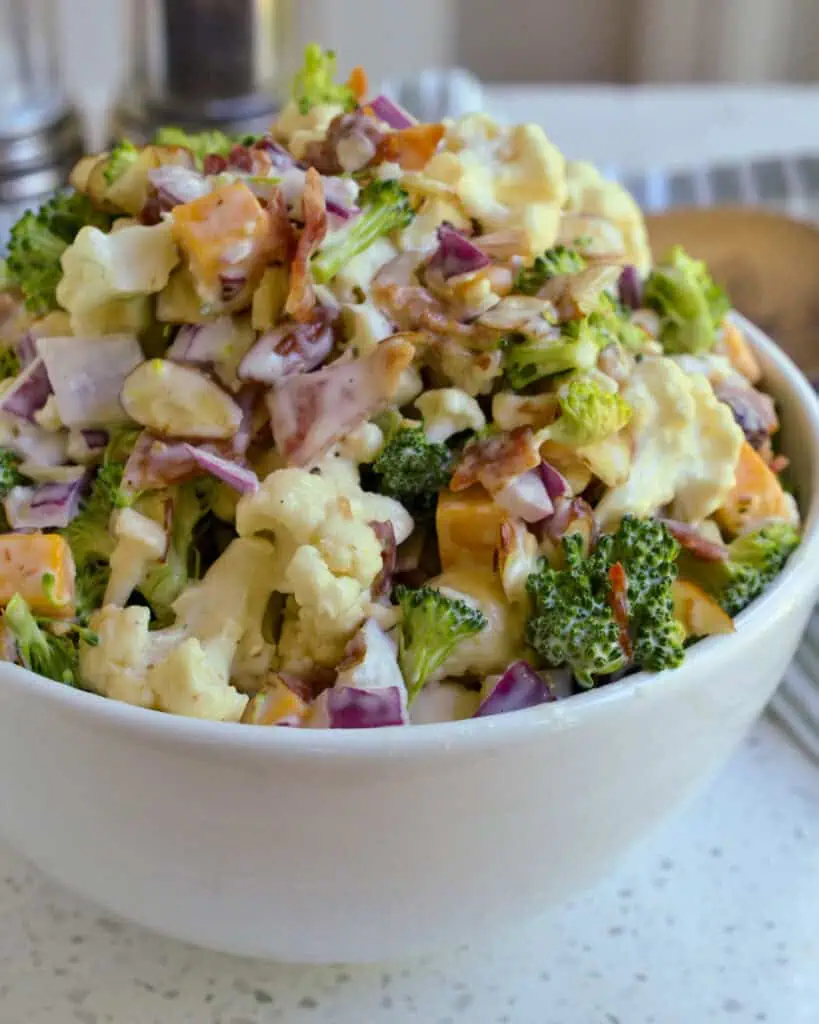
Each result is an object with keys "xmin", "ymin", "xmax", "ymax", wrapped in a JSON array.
[{"xmin": 645, "ymin": 207, "xmax": 819, "ymax": 383}]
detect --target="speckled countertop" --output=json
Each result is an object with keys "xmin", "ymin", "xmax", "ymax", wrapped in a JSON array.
[{"xmin": 0, "ymin": 715, "xmax": 817, "ymax": 1024}]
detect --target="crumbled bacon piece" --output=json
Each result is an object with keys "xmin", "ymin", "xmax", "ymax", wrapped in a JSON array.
[
  {"xmin": 285, "ymin": 168, "xmax": 328, "ymax": 323},
  {"xmin": 607, "ymin": 561, "xmax": 633, "ymax": 659},
  {"xmin": 450, "ymin": 427, "xmax": 541, "ymax": 493}
]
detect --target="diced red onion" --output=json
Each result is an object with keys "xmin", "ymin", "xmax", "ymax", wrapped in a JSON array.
[
  {"xmin": 252, "ymin": 136, "xmax": 299, "ymax": 170},
  {"xmin": 323, "ymin": 686, "xmax": 408, "ymax": 728},
  {"xmin": 322, "ymin": 175, "xmax": 360, "ymax": 221},
  {"xmin": 16, "ymin": 332, "xmax": 37, "ymax": 367},
  {"xmin": 167, "ymin": 319, "xmax": 235, "ymax": 366},
  {"xmin": 226, "ymin": 144, "xmax": 254, "ymax": 172},
  {"xmin": 122, "ymin": 432, "xmax": 200, "ymax": 492},
  {"xmin": 0, "ymin": 357, "xmax": 51, "ymax": 422},
  {"xmin": 427, "ymin": 223, "xmax": 490, "ymax": 281},
  {"xmin": 147, "ymin": 165, "xmax": 210, "ymax": 207},
  {"xmin": 35, "ymin": 334, "xmax": 143, "ymax": 428},
  {"xmin": 180, "ymin": 444, "xmax": 258, "ymax": 495},
  {"xmin": 5, "ymin": 475, "xmax": 88, "ymax": 530},
  {"xmin": 475, "ymin": 661, "xmax": 556, "ymax": 718},
  {"xmin": 238, "ymin": 320, "xmax": 334, "ymax": 385},
  {"xmin": 713, "ymin": 380, "xmax": 777, "ymax": 449},
  {"xmin": 369, "ymin": 94, "xmax": 416, "ymax": 130},
  {"xmin": 617, "ymin": 265, "xmax": 643, "ymax": 310},
  {"xmin": 493, "ymin": 468, "xmax": 554, "ymax": 524},
  {"xmin": 326, "ymin": 198, "xmax": 359, "ymax": 221},
  {"xmin": 80, "ymin": 429, "xmax": 108, "ymax": 451},
  {"xmin": 538, "ymin": 460, "xmax": 570, "ymax": 502},
  {"xmin": 659, "ymin": 518, "xmax": 728, "ymax": 562}
]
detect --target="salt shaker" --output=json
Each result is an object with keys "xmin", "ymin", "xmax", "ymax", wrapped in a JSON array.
[
  {"xmin": 0, "ymin": 0, "xmax": 85, "ymax": 237},
  {"xmin": 109, "ymin": 0, "xmax": 291, "ymax": 145}
]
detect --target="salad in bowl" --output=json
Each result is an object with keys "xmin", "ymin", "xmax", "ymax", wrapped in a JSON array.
[{"xmin": 0, "ymin": 45, "xmax": 801, "ymax": 729}]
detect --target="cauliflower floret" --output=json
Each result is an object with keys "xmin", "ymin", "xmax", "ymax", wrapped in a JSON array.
[
  {"xmin": 415, "ymin": 387, "xmax": 486, "ymax": 443},
  {"xmin": 80, "ymin": 605, "xmax": 157, "ymax": 708},
  {"xmin": 56, "ymin": 221, "xmax": 179, "ymax": 336},
  {"xmin": 237, "ymin": 466, "xmax": 404, "ymax": 668},
  {"xmin": 105, "ymin": 507, "xmax": 167, "ymax": 607},
  {"xmin": 173, "ymin": 537, "xmax": 281, "ymax": 688},
  {"xmin": 564, "ymin": 161, "xmax": 651, "ymax": 275},
  {"xmin": 420, "ymin": 115, "xmax": 567, "ymax": 258},
  {"xmin": 595, "ymin": 356, "xmax": 744, "ymax": 526},
  {"xmin": 315, "ymin": 515, "xmax": 383, "ymax": 583},
  {"xmin": 149, "ymin": 631, "xmax": 248, "ymax": 722},
  {"xmin": 410, "ymin": 681, "xmax": 481, "ymax": 724},
  {"xmin": 427, "ymin": 568, "xmax": 528, "ymax": 681},
  {"xmin": 394, "ymin": 365, "xmax": 424, "ymax": 406},
  {"xmin": 492, "ymin": 391, "xmax": 558, "ymax": 432},
  {"xmin": 335, "ymin": 421, "xmax": 384, "ymax": 464}
]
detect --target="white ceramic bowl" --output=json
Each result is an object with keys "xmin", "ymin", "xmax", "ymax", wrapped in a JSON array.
[{"xmin": 0, "ymin": 316, "xmax": 818, "ymax": 965}]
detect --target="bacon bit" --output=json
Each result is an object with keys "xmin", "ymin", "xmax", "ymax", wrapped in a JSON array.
[
  {"xmin": 203, "ymin": 153, "xmax": 228, "ymax": 175},
  {"xmin": 769, "ymin": 453, "xmax": 790, "ymax": 474},
  {"xmin": 268, "ymin": 335, "xmax": 415, "ymax": 467},
  {"xmin": 284, "ymin": 167, "xmax": 328, "ymax": 323},
  {"xmin": 450, "ymin": 427, "xmax": 541, "ymax": 493},
  {"xmin": 660, "ymin": 518, "xmax": 728, "ymax": 562},
  {"xmin": 370, "ymin": 520, "xmax": 397, "ymax": 599},
  {"xmin": 377, "ymin": 123, "xmax": 445, "ymax": 171},
  {"xmin": 347, "ymin": 65, "xmax": 369, "ymax": 102},
  {"xmin": 607, "ymin": 561, "xmax": 633, "ymax": 659},
  {"xmin": 303, "ymin": 111, "xmax": 383, "ymax": 175},
  {"xmin": 264, "ymin": 188, "xmax": 296, "ymax": 264}
]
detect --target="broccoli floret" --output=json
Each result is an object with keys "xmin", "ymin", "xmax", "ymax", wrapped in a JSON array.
[
  {"xmin": 513, "ymin": 246, "xmax": 586, "ymax": 295},
  {"xmin": 643, "ymin": 245, "xmax": 730, "ymax": 355},
  {"xmin": 370, "ymin": 423, "xmax": 453, "ymax": 521},
  {"xmin": 311, "ymin": 180, "xmax": 414, "ymax": 284},
  {"xmin": 0, "ymin": 448, "xmax": 25, "ymax": 496},
  {"xmin": 3, "ymin": 594, "xmax": 82, "ymax": 685},
  {"xmin": 526, "ymin": 517, "xmax": 684, "ymax": 686},
  {"xmin": 5, "ymin": 191, "xmax": 111, "ymax": 314},
  {"xmin": 502, "ymin": 320, "xmax": 599, "ymax": 389},
  {"xmin": 292, "ymin": 43, "xmax": 357, "ymax": 116},
  {"xmin": 153, "ymin": 127, "xmax": 236, "ymax": 169},
  {"xmin": 0, "ymin": 449, "xmax": 25, "ymax": 532},
  {"xmin": 138, "ymin": 481, "xmax": 209, "ymax": 624},
  {"xmin": 544, "ymin": 374, "xmax": 632, "ymax": 447},
  {"xmin": 526, "ymin": 534, "xmax": 626, "ymax": 688},
  {"xmin": 594, "ymin": 515, "xmax": 685, "ymax": 672},
  {"xmin": 681, "ymin": 521, "xmax": 800, "ymax": 617},
  {"xmin": 0, "ymin": 346, "xmax": 20, "ymax": 380},
  {"xmin": 103, "ymin": 139, "xmax": 139, "ymax": 185},
  {"xmin": 585, "ymin": 294, "xmax": 647, "ymax": 352},
  {"xmin": 395, "ymin": 584, "xmax": 487, "ymax": 700},
  {"xmin": 62, "ymin": 431, "xmax": 137, "ymax": 618}
]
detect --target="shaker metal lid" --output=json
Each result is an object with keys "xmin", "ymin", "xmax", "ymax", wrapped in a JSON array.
[{"xmin": 0, "ymin": 103, "xmax": 85, "ymax": 185}]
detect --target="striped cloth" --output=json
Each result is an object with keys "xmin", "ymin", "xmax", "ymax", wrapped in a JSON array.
[{"xmin": 611, "ymin": 157, "xmax": 819, "ymax": 763}]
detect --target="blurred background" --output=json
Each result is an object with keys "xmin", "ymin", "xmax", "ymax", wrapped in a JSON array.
[{"xmin": 57, "ymin": 0, "xmax": 819, "ymax": 105}]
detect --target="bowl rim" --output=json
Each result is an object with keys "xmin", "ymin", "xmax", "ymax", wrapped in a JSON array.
[{"xmin": 4, "ymin": 313, "xmax": 819, "ymax": 760}]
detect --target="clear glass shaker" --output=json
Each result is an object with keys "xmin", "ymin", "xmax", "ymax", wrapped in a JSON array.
[
  {"xmin": 0, "ymin": 0, "xmax": 84, "ymax": 236},
  {"xmin": 111, "ymin": 0, "xmax": 292, "ymax": 144}
]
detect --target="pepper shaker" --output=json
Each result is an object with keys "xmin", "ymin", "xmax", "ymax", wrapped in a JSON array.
[
  {"xmin": 0, "ymin": 0, "xmax": 85, "ymax": 238},
  {"xmin": 109, "ymin": 0, "xmax": 291, "ymax": 145}
]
